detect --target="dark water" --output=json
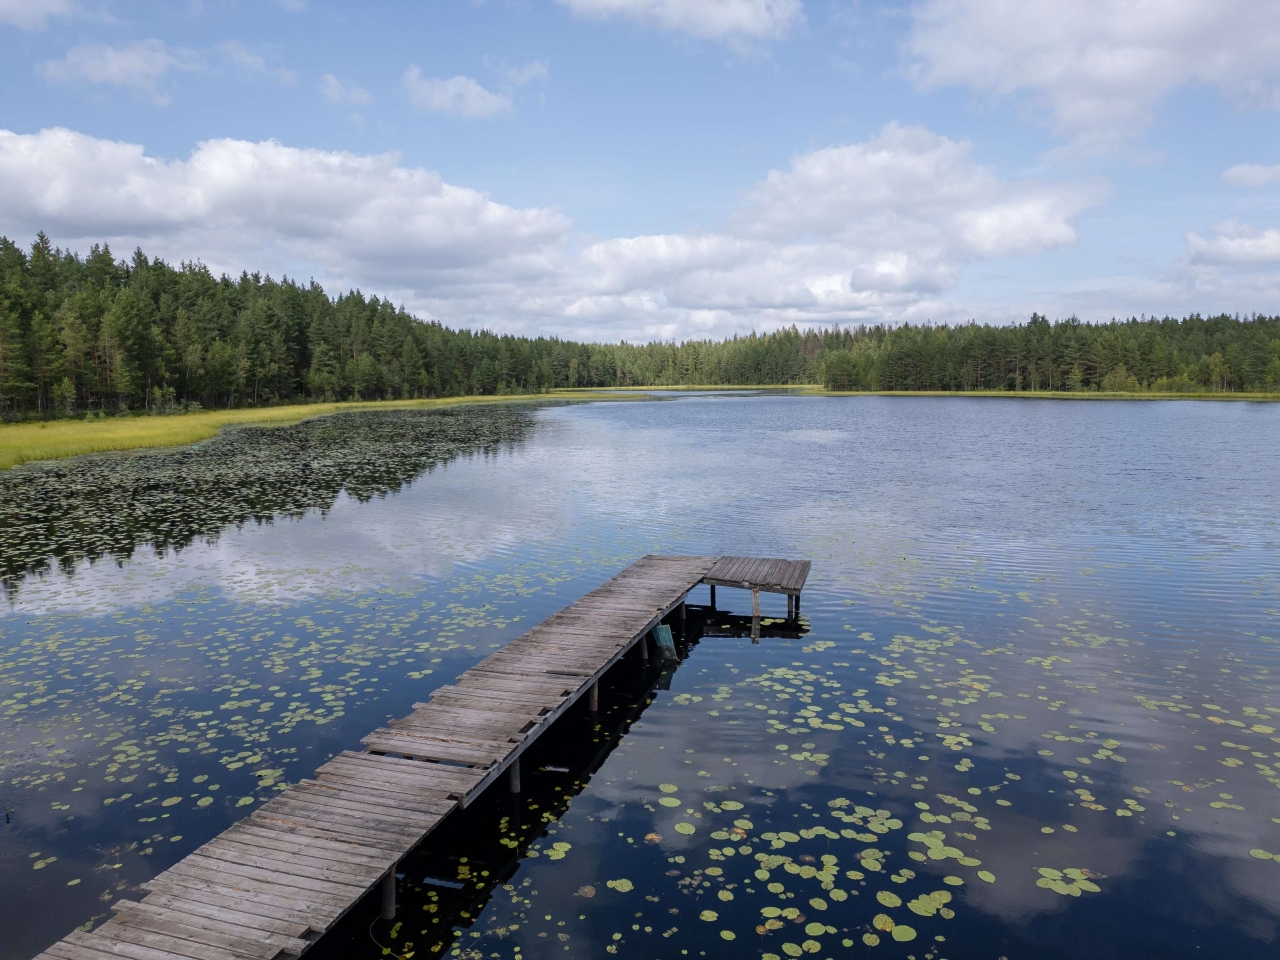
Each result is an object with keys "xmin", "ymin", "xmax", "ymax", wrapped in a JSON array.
[{"xmin": 2, "ymin": 396, "xmax": 1278, "ymax": 960}]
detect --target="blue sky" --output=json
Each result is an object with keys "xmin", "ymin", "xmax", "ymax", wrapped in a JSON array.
[{"xmin": 2, "ymin": 1, "xmax": 1279, "ymax": 341}]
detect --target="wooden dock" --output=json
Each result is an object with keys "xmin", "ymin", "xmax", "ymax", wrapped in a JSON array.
[{"xmin": 31, "ymin": 554, "xmax": 809, "ymax": 960}]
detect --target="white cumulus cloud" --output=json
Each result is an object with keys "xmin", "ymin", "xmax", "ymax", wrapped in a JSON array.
[
  {"xmin": 402, "ymin": 67, "xmax": 510, "ymax": 117},
  {"xmin": 321, "ymin": 73, "xmax": 373, "ymax": 105},
  {"xmin": 0, "ymin": 124, "xmax": 1099, "ymax": 341},
  {"xmin": 565, "ymin": 123, "xmax": 1101, "ymax": 335},
  {"xmin": 0, "ymin": 0, "xmax": 77, "ymax": 29},
  {"xmin": 0, "ymin": 127, "xmax": 570, "ymax": 306},
  {"xmin": 556, "ymin": 0, "xmax": 803, "ymax": 41},
  {"xmin": 1222, "ymin": 163, "xmax": 1280, "ymax": 187},
  {"xmin": 1187, "ymin": 222, "xmax": 1280, "ymax": 265},
  {"xmin": 493, "ymin": 58, "xmax": 550, "ymax": 88},
  {"xmin": 42, "ymin": 39, "xmax": 198, "ymax": 103},
  {"xmin": 908, "ymin": 0, "xmax": 1280, "ymax": 151}
]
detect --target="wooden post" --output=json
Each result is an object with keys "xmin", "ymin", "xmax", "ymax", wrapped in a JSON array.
[
  {"xmin": 679, "ymin": 601, "xmax": 686, "ymax": 637},
  {"xmin": 795, "ymin": 592, "xmax": 801, "ymax": 615},
  {"xmin": 509, "ymin": 758, "xmax": 521, "ymax": 794},
  {"xmin": 588, "ymin": 681, "xmax": 599, "ymax": 712},
  {"xmin": 381, "ymin": 868, "xmax": 396, "ymax": 920},
  {"xmin": 709, "ymin": 584, "xmax": 716, "ymax": 610},
  {"xmin": 640, "ymin": 633, "xmax": 649, "ymax": 662},
  {"xmin": 787, "ymin": 594, "xmax": 794, "ymax": 620},
  {"xmin": 751, "ymin": 588, "xmax": 761, "ymax": 644}
]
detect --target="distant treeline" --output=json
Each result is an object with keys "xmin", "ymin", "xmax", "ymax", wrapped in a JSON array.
[{"xmin": 1, "ymin": 233, "xmax": 1278, "ymax": 417}]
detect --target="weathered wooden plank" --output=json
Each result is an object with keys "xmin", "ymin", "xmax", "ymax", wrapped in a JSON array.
[
  {"xmin": 71, "ymin": 925, "xmax": 241, "ymax": 960},
  {"xmin": 224, "ymin": 824, "xmax": 399, "ymax": 869},
  {"xmin": 166, "ymin": 854, "xmax": 365, "ymax": 898},
  {"xmin": 312, "ymin": 757, "xmax": 478, "ymax": 798},
  {"xmin": 134, "ymin": 879, "xmax": 319, "ymax": 930},
  {"xmin": 309, "ymin": 770, "xmax": 461, "ymax": 806},
  {"xmin": 106, "ymin": 906, "xmax": 290, "ymax": 960},
  {"xmin": 360, "ymin": 735, "xmax": 502, "ymax": 766},
  {"xmin": 252, "ymin": 794, "xmax": 426, "ymax": 836},
  {"xmin": 197, "ymin": 836, "xmax": 386, "ymax": 885},
  {"xmin": 142, "ymin": 869, "xmax": 338, "ymax": 919},
  {"xmin": 114, "ymin": 895, "xmax": 310, "ymax": 940},
  {"xmin": 248, "ymin": 810, "xmax": 416, "ymax": 851},
  {"xmin": 291, "ymin": 780, "xmax": 454, "ymax": 819},
  {"xmin": 318, "ymin": 752, "xmax": 484, "ymax": 791}
]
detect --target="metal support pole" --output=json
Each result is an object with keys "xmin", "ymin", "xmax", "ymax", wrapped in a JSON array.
[
  {"xmin": 509, "ymin": 758, "xmax": 521, "ymax": 794},
  {"xmin": 588, "ymin": 680, "xmax": 599, "ymax": 712},
  {"xmin": 380, "ymin": 868, "xmax": 397, "ymax": 920}
]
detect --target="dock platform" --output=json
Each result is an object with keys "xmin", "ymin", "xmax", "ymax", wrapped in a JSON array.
[{"xmin": 31, "ymin": 554, "xmax": 810, "ymax": 960}]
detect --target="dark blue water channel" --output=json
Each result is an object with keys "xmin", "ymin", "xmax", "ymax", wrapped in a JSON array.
[{"xmin": 2, "ymin": 395, "xmax": 1279, "ymax": 960}]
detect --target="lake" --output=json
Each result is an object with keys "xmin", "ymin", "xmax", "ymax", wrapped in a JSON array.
[{"xmin": 2, "ymin": 395, "xmax": 1279, "ymax": 960}]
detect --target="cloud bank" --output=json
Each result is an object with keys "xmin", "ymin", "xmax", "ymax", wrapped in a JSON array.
[
  {"xmin": 908, "ymin": 0, "xmax": 1280, "ymax": 151},
  {"xmin": 0, "ymin": 124, "xmax": 1100, "ymax": 340},
  {"xmin": 555, "ymin": 0, "xmax": 803, "ymax": 41}
]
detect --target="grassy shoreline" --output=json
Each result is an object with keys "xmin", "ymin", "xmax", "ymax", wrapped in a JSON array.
[
  {"xmin": 4, "ymin": 386, "xmax": 1277, "ymax": 471},
  {"xmin": 0, "ymin": 393, "xmax": 613, "ymax": 472}
]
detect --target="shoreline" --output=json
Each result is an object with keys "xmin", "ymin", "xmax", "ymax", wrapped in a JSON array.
[
  {"xmin": 0, "ymin": 392, "xmax": 621, "ymax": 472},
  {"xmin": 4, "ymin": 386, "xmax": 1277, "ymax": 471}
]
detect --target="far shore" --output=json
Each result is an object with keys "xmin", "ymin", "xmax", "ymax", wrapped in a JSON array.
[{"xmin": 3, "ymin": 386, "xmax": 1277, "ymax": 471}]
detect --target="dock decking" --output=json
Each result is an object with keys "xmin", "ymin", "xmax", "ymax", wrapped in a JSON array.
[{"xmin": 32, "ymin": 554, "xmax": 809, "ymax": 960}]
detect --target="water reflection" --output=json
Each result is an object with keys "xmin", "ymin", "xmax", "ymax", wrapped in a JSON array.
[
  {"xmin": 2, "ymin": 396, "xmax": 1279, "ymax": 960},
  {"xmin": 0, "ymin": 405, "xmax": 536, "ymax": 599}
]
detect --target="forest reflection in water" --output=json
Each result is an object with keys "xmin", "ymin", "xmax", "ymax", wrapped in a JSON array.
[
  {"xmin": 0, "ymin": 404, "xmax": 537, "ymax": 597},
  {"xmin": 2, "ymin": 395, "xmax": 1279, "ymax": 960}
]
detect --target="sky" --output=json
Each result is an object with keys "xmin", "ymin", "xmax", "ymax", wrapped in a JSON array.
[{"xmin": 1, "ymin": 1, "xmax": 1279, "ymax": 343}]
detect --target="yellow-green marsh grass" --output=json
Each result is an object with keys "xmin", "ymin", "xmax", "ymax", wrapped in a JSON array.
[{"xmin": 0, "ymin": 392, "xmax": 616, "ymax": 471}]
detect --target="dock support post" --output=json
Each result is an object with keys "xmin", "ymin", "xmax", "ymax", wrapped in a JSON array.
[
  {"xmin": 751, "ymin": 589, "xmax": 761, "ymax": 644},
  {"xmin": 709, "ymin": 585, "xmax": 716, "ymax": 610},
  {"xmin": 589, "ymin": 681, "xmax": 599, "ymax": 713},
  {"xmin": 509, "ymin": 758, "xmax": 521, "ymax": 794},
  {"xmin": 787, "ymin": 594, "xmax": 794, "ymax": 620},
  {"xmin": 795, "ymin": 592, "xmax": 801, "ymax": 615},
  {"xmin": 680, "ymin": 601, "xmax": 686, "ymax": 637},
  {"xmin": 640, "ymin": 634, "xmax": 649, "ymax": 662},
  {"xmin": 381, "ymin": 868, "xmax": 397, "ymax": 920}
]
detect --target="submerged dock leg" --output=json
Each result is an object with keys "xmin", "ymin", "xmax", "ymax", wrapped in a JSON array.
[
  {"xmin": 381, "ymin": 868, "xmax": 397, "ymax": 920},
  {"xmin": 795, "ymin": 592, "xmax": 801, "ymax": 615},
  {"xmin": 589, "ymin": 681, "xmax": 599, "ymax": 713},
  {"xmin": 710, "ymin": 585, "xmax": 716, "ymax": 610},
  {"xmin": 751, "ymin": 589, "xmax": 761, "ymax": 643},
  {"xmin": 509, "ymin": 758, "xmax": 521, "ymax": 794},
  {"xmin": 787, "ymin": 594, "xmax": 794, "ymax": 620}
]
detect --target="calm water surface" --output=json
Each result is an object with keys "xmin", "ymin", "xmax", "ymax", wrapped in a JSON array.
[{"xmin": 2, "ymin": 396, "xmax": 1278, "ymax": 960}]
